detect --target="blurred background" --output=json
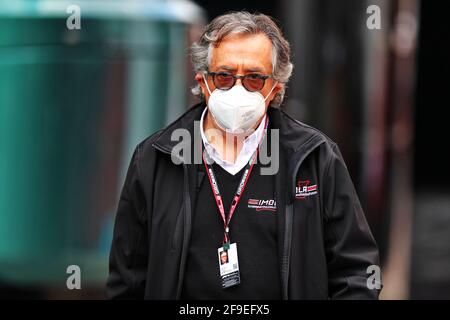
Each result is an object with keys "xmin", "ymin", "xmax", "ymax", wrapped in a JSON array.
[{"xmin": 0, "ymin": 0, "xmax": 448, "ymax": 299}]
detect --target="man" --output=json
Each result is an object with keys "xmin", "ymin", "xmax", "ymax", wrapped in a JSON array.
[
  {"xmin": 219, "ymin": 251, "xmax": 228, "ymax": 265},
  {"xmin": 106, "ymin": 11, "xmax": 381, "ymax": 299}
]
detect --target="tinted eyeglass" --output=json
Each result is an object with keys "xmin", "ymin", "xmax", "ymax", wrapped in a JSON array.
[{"xmin": 206, "ymin": 71, "xmax": 272, "ymax": 92}]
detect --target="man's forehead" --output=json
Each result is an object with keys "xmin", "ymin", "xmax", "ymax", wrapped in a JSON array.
[{"xmin": 209, "ymin": 33, "xmax": 273, "ymax": 72}]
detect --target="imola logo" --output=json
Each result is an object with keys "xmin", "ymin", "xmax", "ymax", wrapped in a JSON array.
[{"xmin": 248, "ymin": 199, "xmax": 277, "ymax": 212}]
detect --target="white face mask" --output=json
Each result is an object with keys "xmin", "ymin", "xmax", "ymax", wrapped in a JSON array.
[{"xmin": 203, "ymin": 74, "xmax": 276, "ymax": 134}]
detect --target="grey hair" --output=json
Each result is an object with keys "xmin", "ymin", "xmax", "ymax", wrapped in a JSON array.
[{"xmin": 190, "ymin": 11, "xmax": 293, "ymax": 107}]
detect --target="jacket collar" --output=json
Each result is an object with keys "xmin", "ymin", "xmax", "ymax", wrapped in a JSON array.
[{"xmin": 152, "ymin": 102, "xmax": 205, "ymax": 156}]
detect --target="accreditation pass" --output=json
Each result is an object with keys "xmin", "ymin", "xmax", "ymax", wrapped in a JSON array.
[{"xmin": 217, "ymin": 243, "xmax": 240, "ymax": 289}]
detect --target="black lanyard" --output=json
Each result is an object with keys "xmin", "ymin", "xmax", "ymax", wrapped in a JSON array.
[{"xmin": 202, "ymin": 117, "xmax": 268, "ymax": 247}]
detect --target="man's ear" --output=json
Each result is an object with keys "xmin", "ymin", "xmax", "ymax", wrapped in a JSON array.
[
  {"xmin": 266, "ymin": 82, "xmax": 283, "ymax": 105},
  {"xmin": 195, "ymin": 73, "xmax": 209, "ymax": 99}
]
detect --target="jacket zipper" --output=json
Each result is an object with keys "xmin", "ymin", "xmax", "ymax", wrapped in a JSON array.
[
  {"xmin": 175, "ymin": 164, "xmax": 192, "ymax": 299},
  {"xmin": 153, "ymin": 143, "xmax": 191, "ymax": 299},
  {"xmin": 281, "ymin": 137, "xmax": 326, "ymax": 299}
]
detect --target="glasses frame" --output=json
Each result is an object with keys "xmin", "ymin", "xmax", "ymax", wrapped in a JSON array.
[{"xmin": 205, "ymin": 71, "xmax": 273, "ymax": 92}]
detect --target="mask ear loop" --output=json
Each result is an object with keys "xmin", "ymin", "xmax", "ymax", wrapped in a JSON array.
[
  {"xmin": 202, "ymin": 73, "xmax": 225, "ymax": 130},
  {"xmin": 264, "ymin": 81, "xmax": 278, "ymax": 102},
  {"xmin": 202, "ymin": 73, "xmax": 213, "ymax": 95}
]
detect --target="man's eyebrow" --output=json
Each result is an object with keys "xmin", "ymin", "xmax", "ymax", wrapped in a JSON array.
[
  {"xmin": 215, "ymin": 65, "xmax": 266, "ymax": 73},
  {"xmin": 246, "ymin": 67, "xmax": 265, "ymax": 73},
  {"xmin": 216, "ymin": 65, "xmax": 236, "ymax": 71}
]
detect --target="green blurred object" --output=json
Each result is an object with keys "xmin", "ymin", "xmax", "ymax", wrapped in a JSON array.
[{"xmin": 0, "ymin": 0, "xmax": 203, "ymax": 287}]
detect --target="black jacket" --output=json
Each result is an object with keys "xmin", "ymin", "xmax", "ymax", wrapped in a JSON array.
[{"xmin": 106, "ymin": 102, "xmax": 381, "ymax": 299}]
